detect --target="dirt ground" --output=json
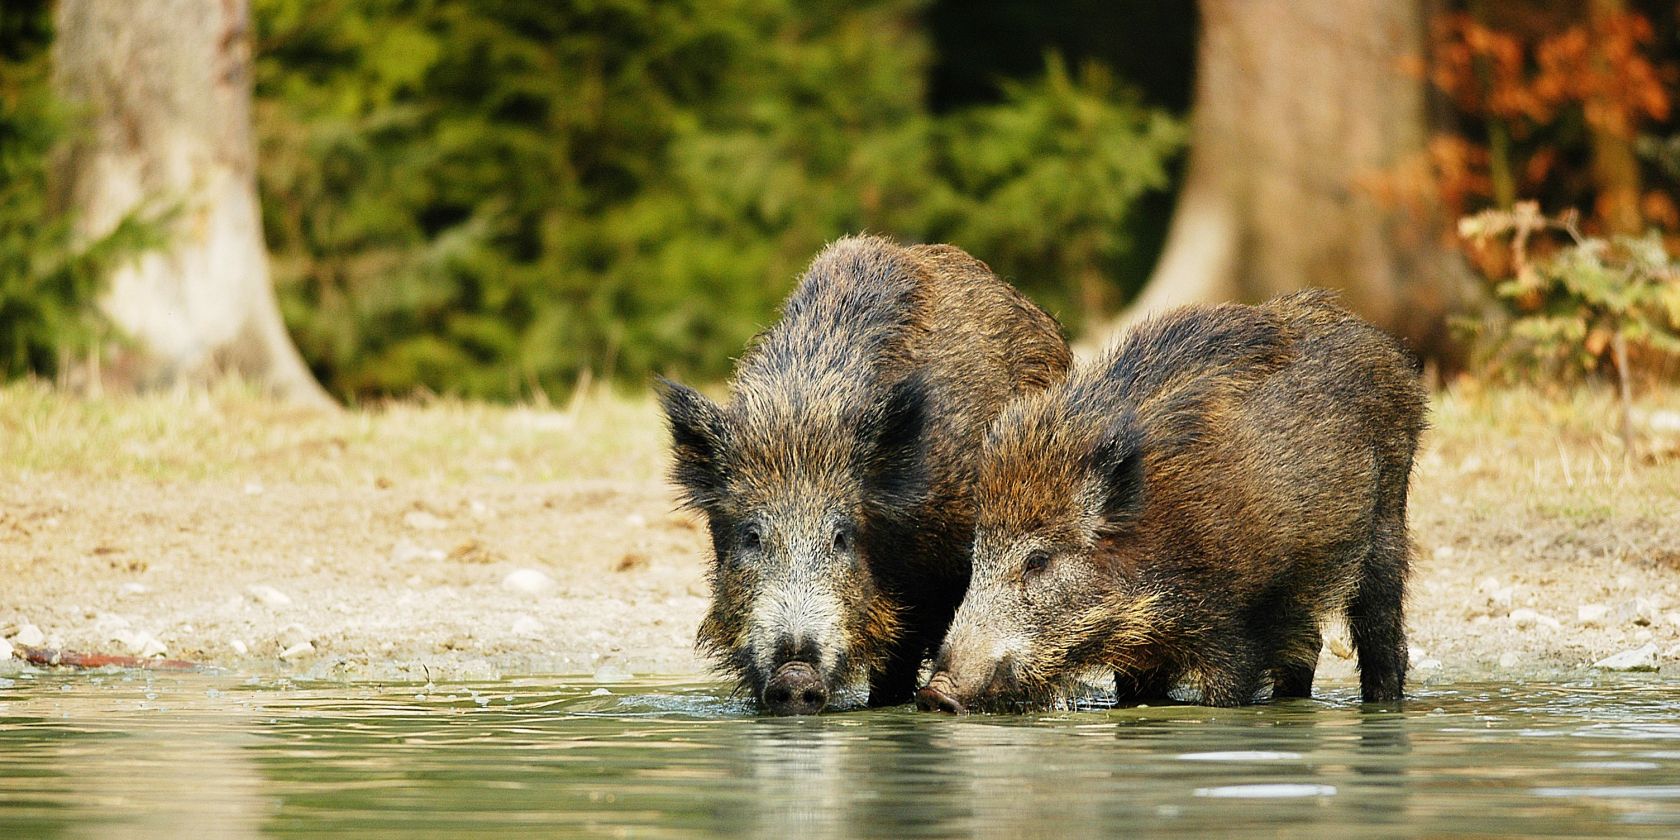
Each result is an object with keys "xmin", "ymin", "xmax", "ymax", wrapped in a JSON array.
[{"xmin": 3, "ymin": 380, "xmax": 1679, "ymax": 689}]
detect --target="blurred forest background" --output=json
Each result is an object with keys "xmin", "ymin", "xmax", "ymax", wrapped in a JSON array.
[{"xmin": 2, "ymin": 0, "xmax": 1678, "ymax": 404}]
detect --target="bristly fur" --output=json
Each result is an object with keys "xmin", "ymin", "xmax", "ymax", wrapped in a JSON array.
[
  {"xmin": 662, "ymin": 235, "xmax": 1071, "ymax": 710},
  {"xmin": 930, "ymin": 290, "xmax": 1427, "ymax": 710}
]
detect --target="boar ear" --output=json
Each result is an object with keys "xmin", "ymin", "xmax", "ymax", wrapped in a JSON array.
[
  {"xmin": 656, "ymin": 378, "xmax": 731, "ymax": 511},
  {"xmin": 1087, "ymin": 415, "xmax": 1146, "ymax": 531},
  {"xmin": 858, "ymin": 374, "xmax": 930, "ymax": 512}
]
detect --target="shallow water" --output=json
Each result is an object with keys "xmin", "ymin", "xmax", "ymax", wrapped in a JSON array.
[{"xmin": 2, "ymin": 669, "xmax": 1679, "ymax": 838}]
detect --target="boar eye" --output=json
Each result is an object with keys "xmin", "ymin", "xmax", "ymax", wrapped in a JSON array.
[
  {"xmin": 1021, "ymin": 549, "xmax": 1050, "ymax": 579},
  {"xmin": 832, "ymin": 526, "xmax": 850, "ymax": 552},
  {"xmin": 739, "ymin": 524, "xmax": 762, "ymax": 551}
]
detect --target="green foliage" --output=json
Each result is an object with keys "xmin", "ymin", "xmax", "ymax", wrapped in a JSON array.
[
  {"xmin": 0, "ymin": 1, "xmax": 156, "ymax": 380},
  {"xmin": 1460, "ymin": 202, "xmax": 1680, "ymax": 378},
  {"xmin": 252, "ymin": 0, "xmax": 1182, "ymax": 400}
]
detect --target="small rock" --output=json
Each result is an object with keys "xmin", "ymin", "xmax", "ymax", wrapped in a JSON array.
[
  {"xmin": 279, "ymin": 642, "xmax": 314, "ymax": 661},
  {"xmin": 277, "ymin": 623, "xmax": 313, "ymax": 649},
  {"xmin": 404, "ymin": 510, "xmax": 448, "ymax": 531},
  {"xmin": 1489, "ymin": 587, "xmax": 1516, "ymax": 610},
  {"xmin": 118, "ymin": 582, "xmax": 149, "ymax": 598},
  {"xmin": 1498, "ymin": 651, "xmax": 1520, "ymax": 669},
  {"xmin": 1666, "ymin": 612, "xmax": 1680, "ymax": 629},
  {"xmin": 510, "ymin": 615, "xmax": 545, "ymax": 637},
  {"xmin": 1592, "ymin": 644, "xmax": 1660, "ymax": 672},
  {"xmin": 1406, "ymin": 644, "xmax": 1427, "ymax": 665},
  {"xmin": 13, "ymin": 624, "xmax": 44, "ymax": 647},
  {"xmin": 229, "ymin": 638, "xmax": 249, "ymax": 655},
  {"xmin": 1476, "ymin": 576, "xmax": 1501, "ymax": 594},
  {"xmin": 392, "ymin": 541, "xmax": 445, "ymax": 564},
  {"xmin": 1577, "ymin": 603, "xmax": 1609, "ymax": 626},
  {"xmin": 502, "ymin": 568, "xmax": 554, "ymax": 595},
  {"xmin": 1431, "ymin": 545, "xmax": 1454, "ymax": 561},
  {"xmin": 1612, "ymin": 597, "xmax": 1660, "ymax": 627},
  {"xmin": 1509, "ymin": 608, "xmax": 1544, "ymax": 628},
  {"xmin": 115, "ymin": 631, "xmax": 166, "ymax": 658},
  {"xmin": 0, "ymin": 636, "xmax": 13, "ymax": 660},
  {"xmin": 247, "ymin": 584, "xmax": 293, "ymax": 608}
]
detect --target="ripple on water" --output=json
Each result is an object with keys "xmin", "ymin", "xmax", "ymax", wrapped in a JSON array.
[{"xmin": 1193, "ymin": 784, "xmax": 1338, "ymax": 799}]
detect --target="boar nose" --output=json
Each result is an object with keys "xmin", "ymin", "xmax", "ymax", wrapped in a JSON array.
[
  {"xmin": 915, "ymin": 672, "xmax": 966, "ymax": 714},
  {"xmin": 763, "ymin": 661, "xmax": 828, "ymax": 715}
]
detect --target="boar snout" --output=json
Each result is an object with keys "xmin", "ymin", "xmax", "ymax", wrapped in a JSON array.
[
  {"xmin": 915, "ymin": 672, "xmax": 965, "ymax": 713},
  {"xmin": 763, "ymin": 661, "xmax": 829, "ymax": 715}
]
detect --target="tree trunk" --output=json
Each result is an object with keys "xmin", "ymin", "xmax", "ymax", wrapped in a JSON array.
[
  {"xmin": 1088, "ymin": 0, "xmax": 1475, "ymax": 365},
  {"xmin": 52, "ymin": 0, "xmax": 330, "ymax": 405}
]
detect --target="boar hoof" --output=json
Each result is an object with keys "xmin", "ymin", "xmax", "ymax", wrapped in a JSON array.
[{"xmin": 764, "ymin": 662, "xmax": 828, "ymax": 715}]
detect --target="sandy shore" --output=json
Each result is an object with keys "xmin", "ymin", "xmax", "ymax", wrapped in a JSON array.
[{"xmin": 3, "ymin": 383, "xmax": 1679, "ymax": 689}]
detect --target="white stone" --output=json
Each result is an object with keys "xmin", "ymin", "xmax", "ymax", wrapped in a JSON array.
[
  {"xmin": 13, "ymin": 624, "xmax": 44, "ymax": 647},
  {"xmin": 1432, "ymin": 545, "xmax": 1454, "ymax": 561},
  {"xmin": 118, "ymin": 582, "xmax": 149, "ymax": 598},
  {"xmin": 510, "ymin": 615, "xmax": 545, "ymax": 637},
  {"xmin": 1577, "ymin": 603, "xmax": 1609, "ymax": 626},
  {"xmin": 1477, "ymin": 576, "xmax": 1502, "ymax": 594},
  {"xmin": 1406, "ymin": 644, "xmax": 1427, "ymax": 665},
  {"xmin": 1613, "ymin": 597, "xmax": 1660, "ymax": 627},
  {"xmin": 502, "ymin": 568, "xmax": 555, "ymax": 595},
  {"xmin": 1509, "ymin": 608, "xmax": 1545, "ymax": 628},
  {"xmin": 404, "ymin": 510, "xmax": 448, "ymax": 531},
  {"xmin": 277, "ymin": 624, "xmax": 313, "ymax": 649},
  {"xmin": 1498, "ymin": 651, "xmax": 1520, "ymax": 669},
  {"xmin": 1489, "ymin": 587, "xmax": 1516, "ymax": 610},
  {"xmin": 229, "ymin": 638, "xmax": 249, "ymax": 655},
  {"xmin": 279, "ymin": 642, "xmax": 315, "ymax": 661},
  {"xmin": 392, "ymin": 541, "xmax": 445, "ymax": 564},
  {"xmin": 248, "ymin": 584, "xmax": 293, "ymax": 608},
  {"xmin": 0, "ymin": 636, "xmax": 13, "ymax": 660},
  {"xmin": 136, "ymin": 636, "xmax": 167, "ymax": 658},
  {"xmin": 1592, "ymin": 644, "xmax": 1660, "ymax": 672}
]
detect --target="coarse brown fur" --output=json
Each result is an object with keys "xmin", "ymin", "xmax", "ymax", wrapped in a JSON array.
[
  {"xmin": 920, "ymin": 290, "xmax": 1426, "ymax": 711},
  {"xmin": 659, "ymin": 235, "xmax": 1070, "ymax": 712}
]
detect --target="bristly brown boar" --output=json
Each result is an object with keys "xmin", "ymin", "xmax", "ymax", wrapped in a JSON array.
[
  {"xmin": 659, "ymin": 235, "xmax": 1069, "ymax": 714},
  {"xmin": 919, "ymin": 290, "xmax": 1426, "ymax": 712}
]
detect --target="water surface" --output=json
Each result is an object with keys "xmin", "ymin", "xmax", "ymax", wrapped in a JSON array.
[{"xmin": 2, "ymin": 669, "xmax": 1678, "ymax": 837}]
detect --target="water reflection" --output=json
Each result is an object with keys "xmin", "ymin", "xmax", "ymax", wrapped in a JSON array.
[{"xmin": 2, "ymin": 671, "xmax": 1678, "ymax": 837}]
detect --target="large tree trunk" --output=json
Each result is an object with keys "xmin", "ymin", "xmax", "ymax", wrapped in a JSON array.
[
  {"xmin": 1090, "ymin": 0, "xmax": 1475, "ymax": 364},
  {"xmin": 52, "ymin": 0, "xmax": 330, "ymax": 405}
]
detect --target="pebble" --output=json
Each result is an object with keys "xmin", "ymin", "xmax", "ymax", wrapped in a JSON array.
[
  {"xmin": 277, "ymin": 623, "xmax": 314, "ymax": 649},
  {"xmin": 118, "ymin": 582, "xmax": 149, "ymax": 598},
  {"xmin": 510, "ymin": 615, "xmax": 545, "ymax": 637},
  {"xmin": 248, "ymin": 584, "xmax": 293, "ymax": 608},
  {"xmin": 1498, "ymin": 651, "xmax": 1520, "ymax": 669},
  {"xmin": 1612, "ymin": 597, "xmax": 1660, "ymax": 627},
  {"xmin": 1510, "ymin": 608, "xmax": 1559, "ymax": 630},
  {"xmin": 392, "ymin": 541, "xmax": 446, "ymax": 564},
  {"xmin": 279, "ymin": 642, "xmax": 314, "ymax": 661},
  {"xmin": 115, "ymin": 631, "xmax": 166, "ymax": 658},
  {"xmin": 1667, "ymin": 612, "xmax": 1680, "ymax": 629},
  {"xmin": 502, "ymin": 568, "xmax": 555, "ymax": 595},
  {"xmin": 13, "ymin": 624, "xmax": 44, "ymax": 647},
  {"xmin": 1577, "ymin": 603, "xmax": 1609, "ymax": 626},
  {"xmin": 229, "ymin": 638, "xmax": 249, "ymax": 655},
  {"xmin": 1592, "ymin": 644, "xmax": 1660, "ymax": 672},
  {"xmin": 404, "ymin": 510, "xmax": 448, "ymax": 531},
  {"xmin": 0, "ymin": 636, "xmax": 12, "ymax": 660},
  {"xmin": 1405, "ymin": 644, "xmax": 1426, "ymax": 665}
]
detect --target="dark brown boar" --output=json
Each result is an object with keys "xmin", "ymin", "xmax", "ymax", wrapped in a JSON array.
[
  {"xmin": 659, "ymin": 236, "xmax": 1070, "ymax": 715},
  {"xmin": 915, "ymin": 290, "xmax": 1426, "ymax": 712}
]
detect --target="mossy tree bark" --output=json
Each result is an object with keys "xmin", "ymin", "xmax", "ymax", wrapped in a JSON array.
[
  {"xmin": 52, "ymin": 0, "xmax": 330, "ymax": 405},
  {"xmin": 1092, "ymin": 0, "xmax": 1476, "ymax": 365}
]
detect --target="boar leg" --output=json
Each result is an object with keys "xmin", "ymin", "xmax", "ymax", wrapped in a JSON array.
[
  {"xmin": 1194, "ymin": 632, "xmax": 1263, "ymax": 707},
  {"xmin": 1349, "ymin": 502, "xmax": 1409, "ymax": 703},
  {"xmin": 1269, "ymin": 619, "xmax": 1322, "ymax": 699},
  {"xmin": 1114, "ymin": 665, "xmax": 1177, "ymax": 705}
]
